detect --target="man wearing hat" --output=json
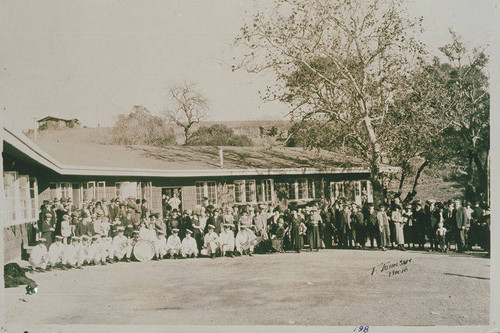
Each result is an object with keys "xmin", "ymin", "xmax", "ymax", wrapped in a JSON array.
[
  {"xmin": 425, "ymin": 200, "xmax": 439, "ymax": 251},
  {"xmin": 112, "ymin": 226, "xmax": 132, "ymax": 262},
  {"xmin": 48, "ymin": 235, "xmax": 66, "ymax": 269},
  {"xmin": 413, "ymin": 201, "xmax": 426, "ymax": 250},
  {"xmin": 203, "ymin": 224, "xmax": 220, "ymax": 258},
  {"xmin": 376, "ymin": 205, "xmax": 390, "ymax": 251},
  {"xmin": 453, "ymin": 199, "xmax": 470, "ymax": 253},
  {"xmin": 39, "ymin": 212, "xmax": 55, "ymax": 247},
  {"xmin": 109, "ymin": 198, "xmax": 120, "ymax": 222},
  {"xmin": 180, "ymin": 229, "xmax": 198, "ymax": 258},
  {"xmin": 219, "ymin": 224, "xmax": 235, "ymax": 257},
  {"xmin": 29, "ymin": 238, "xmax": 49, "ymax": 272},
  {"xmin": 167, "ymin": 209, "xmax": 181, "ymax": 236},
  {"xmin": 166, "ymin": 228, "xmax": 182, "ymax": 259}
]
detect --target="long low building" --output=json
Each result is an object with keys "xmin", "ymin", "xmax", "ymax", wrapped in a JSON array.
[{"xmin": 1, "ymin": 126, "xmax": 398, "ymax": 262}]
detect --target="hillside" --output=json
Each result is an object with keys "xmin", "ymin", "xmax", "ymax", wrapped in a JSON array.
[{"xmin": 25, "ymin": 120, "xmax": 291, "ymax": 146}]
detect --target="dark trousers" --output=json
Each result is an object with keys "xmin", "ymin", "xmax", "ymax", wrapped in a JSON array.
[
  {"xmin": 347, "ymin": 228, "xmax": 356, "ymax": 248},
  {"xmin": 456, "ymin": 228, "xmax": 466, "ymax": 252},
  {"xmin": 427, "ymin": 227, "xmax": 437, "ymax": 250},
  {"xmin": 367, "ymin": 225, "xmax": 378, "ymax": 248},
  {"xmin": 356, "ymin": 225, "xmax": 366, "ymax": 247}
]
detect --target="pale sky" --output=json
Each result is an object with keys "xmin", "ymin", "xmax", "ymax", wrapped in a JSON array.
[{"xmin": 0, "ymin": 0, "xmax": 498, "ymax": 130}]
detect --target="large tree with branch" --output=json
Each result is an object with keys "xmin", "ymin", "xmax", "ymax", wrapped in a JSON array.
[
  {"xmin": 432, "ymin": 31, "xmax": 490, "ymax": 200},
  {"xmin": 234, "ymin": 0, "xmax": 425, "ymax": 199},
  {"xmin": 165, "ymin": 81, "xmax": 210, "ymax": 145}
]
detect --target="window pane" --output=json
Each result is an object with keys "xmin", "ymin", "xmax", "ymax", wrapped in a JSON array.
[
  {"xmin": 265, "ymin": 180, "xmax": 273, "ymax": 202},
  {"xmin": 314, "ymin": 179, "xmax": 322, "ymax": 199},
  {"xmin": 97, "ymin": 181, "xmax": 106, "ymax": 200},
  {"xmin": 19, "ymin": 175, "xmax": 30, "ymax": 220},
  {"xmin": 195, "ymin": 182, "xmax": 204, "ymax": 206},
  {"xmin": 298, "ymin": 179, "xmax": 308, "ymax": 199},
  {"xmin": 4, "ymin": 172, "xmax": 17, "ymax": 221},
  {"xmin": 234, "ymin": 180, "xmax": 245, "ymax": 203},
  {"xmin": 207, "ymin": 181, "xmax": 217, "ymax": 204},
  {"xmin": 30, "ymin": 177, "xmax": 38, "ymax": 219},
  {"xmin": 256, "ymin": 181, "xmax": 264, "ymax": 202},
  {"xmin": 289, "ymin": 181, "xmax": 296, "ymax": 200},
  {"xmin": 245, "ymin": 180, "xmax": 256, "ymax": 203}
]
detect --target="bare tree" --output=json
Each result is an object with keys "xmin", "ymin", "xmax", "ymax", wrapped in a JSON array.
[{"xmin": 165, "ymin": 81, "xmax": 209, "ymax": 145}]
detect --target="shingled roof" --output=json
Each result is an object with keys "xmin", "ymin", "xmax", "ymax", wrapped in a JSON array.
[{"xmin": 4, "ymin": 126, "xmax": 398, "ymax": 177}]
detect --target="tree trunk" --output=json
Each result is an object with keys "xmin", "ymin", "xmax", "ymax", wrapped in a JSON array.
[
  {"xmin": 397, "ymin": 168, "xmax": 407, "ymax": 197},
  {"xmin": 363, "ymin": 116, "xmax": 384, "ymax": 204},
  {"xmin": 184, "ymin": 127, "xmax": 190, "ymax": 145},
  {"xmin": 472, "ymin": 151, "xmax": 488, "ymax": 195},
  {"xmin": 403, "ymin": 159, "xmax": 428, "ymax": 203}
]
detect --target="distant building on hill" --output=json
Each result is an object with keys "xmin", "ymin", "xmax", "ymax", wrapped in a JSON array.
[{"xmin": 37, "ymin": 116, "xmax": 81, "ymax": 131}]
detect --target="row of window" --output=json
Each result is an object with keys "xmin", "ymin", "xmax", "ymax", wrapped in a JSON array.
[
  {"xmin": 194, "ymin": 179, "xmax": 373, "ymax": 206},
  {"xmin": 49, "ymin": 181, "xmax": 153, "ymax": 209},
  {"xmin": 3, "ymin": 172, "xmax": 39, "ymax": 225},
  {"xmin": 3, "ymin": 175, "xmax": 373, "ymax": 226},
  {"xmin": 48, "ymin": 179, "xmax": 373, "ymax": 207}
]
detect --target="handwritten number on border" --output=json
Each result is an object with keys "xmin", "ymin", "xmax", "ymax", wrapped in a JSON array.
[{"xmin": 353, "ymin": 326, "xmax": 369, "ymax": 332}]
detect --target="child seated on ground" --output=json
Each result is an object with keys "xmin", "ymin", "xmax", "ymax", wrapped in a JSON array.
[{"xmin": 436, "ymin": 221, "xmax": 447, "ymax": 253}]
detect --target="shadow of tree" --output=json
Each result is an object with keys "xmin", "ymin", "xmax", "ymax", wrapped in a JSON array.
[{"xmin": 125, "ymin": 145, "xmax": 366, "ymax": 170}]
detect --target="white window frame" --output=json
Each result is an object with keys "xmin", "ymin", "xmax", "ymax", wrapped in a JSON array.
[
  {"xmin": 18, "ymin": 175, "xmax": 31, "ymax": 221},
  {"xmin": 257, "ymin": 179, "xmax": 274, "ymax": 202},
  {"xmin": 290, "ymin": 178, "xmax": 320, "ymax": 201},
  {"xmin": 60, "ymin": 182, "xmax": 72, "ymax": 200},
  {"xmin": 4, "ymin": 171, "xmax": 19, "ymax": 224},
  {"xmin": 83, "ymin": 181, "xmax": 96, "ymax": 202},
  {"xmin": 235, "ymin": 179, "xmax": 272, "ymax": 204},
  {"xmin": 96, "ymin": 181, "xmax": 106, "ymax": 201},
  {"xmin": 195, "ymin": 181, "xmax": 217, "ymax": 206},
  {"xmin": 30, "ymin": 177, "xmax": 39, "ymax": 220}
]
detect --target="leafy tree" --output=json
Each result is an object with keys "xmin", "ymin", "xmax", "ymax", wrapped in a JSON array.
[
  {"xmin": 188, "ymin": 124, "xmax": 253, "ymax": 146},
  {"xmin": 234, "ymin": 0, "xmax": 425, "ymax": 200},
  {"xmin": 432, "ymin": 31, "xmax": 490, "ymax": 200},
  {"xmin": 112, "ymin": 105, "xmax": 176, "ymax": 146},
  {"xmin": 165, "ymin": 81, "xmax": 209, "ymax": 145}
]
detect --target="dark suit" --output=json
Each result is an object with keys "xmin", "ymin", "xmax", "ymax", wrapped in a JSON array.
[
  {"xmin": 353, "ymin": 211, "xmax": 365, "ymax": 247},
  {"xmin": 39, "ymin": 218, "xmax": 54, "ymax": 247},
  {"xmin": 454, "ymin": 206, "xmax": 469, "ymax": 252},
  {"xmin": 109, "ymin": 204, "xmax": 120, "ymax": 221}
]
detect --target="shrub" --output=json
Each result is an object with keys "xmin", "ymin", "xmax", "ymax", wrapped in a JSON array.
[{"xmin": 188, "ymin": 124, "xmax": 253, "ymax": 146}]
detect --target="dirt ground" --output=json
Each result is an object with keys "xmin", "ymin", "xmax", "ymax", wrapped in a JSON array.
[{"xmin": 3, "ymin": 249, "xmax": 490, "ymax": 326}]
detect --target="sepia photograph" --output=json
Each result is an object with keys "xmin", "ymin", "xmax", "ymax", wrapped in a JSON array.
[{"xmin": 0, "ymin": 0, "xmax": 497, "ymax": 331}]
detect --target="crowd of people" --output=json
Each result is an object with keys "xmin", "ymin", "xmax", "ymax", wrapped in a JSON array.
[{"xmin": 28, "ymin": 193, "xmax": 491, "ymax": 272}]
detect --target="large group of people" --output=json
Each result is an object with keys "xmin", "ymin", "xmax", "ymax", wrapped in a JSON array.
[{"xmin": 28, "ymin": 193, "xmax": 490, "ymax": 272}]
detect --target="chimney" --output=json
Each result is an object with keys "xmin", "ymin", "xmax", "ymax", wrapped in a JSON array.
[{"xmin": 219, "ymin": 147, "xmax": 224, "ymax": 168}]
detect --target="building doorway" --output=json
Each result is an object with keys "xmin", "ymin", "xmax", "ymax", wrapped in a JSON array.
[{"xmin": 161, "ymin": 187, "xmax": 182, "ymax": 214}]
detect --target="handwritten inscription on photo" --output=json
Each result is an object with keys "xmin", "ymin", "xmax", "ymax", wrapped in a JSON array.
[{"xmin": 371, "ymin": 259, "xmax": 413, "ymax": 277}]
